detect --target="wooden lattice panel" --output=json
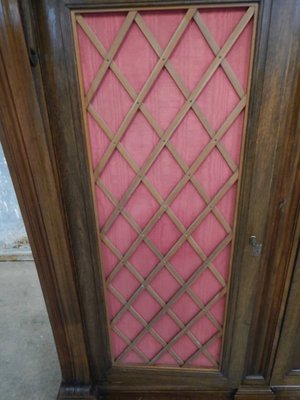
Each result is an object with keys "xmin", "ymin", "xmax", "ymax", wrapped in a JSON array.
[{"xmin": 74, "ymin": 5, "xmax": 255, "ymax": 369}]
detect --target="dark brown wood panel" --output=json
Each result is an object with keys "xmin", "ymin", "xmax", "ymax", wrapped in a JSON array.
[
  {"xmin": 0, "ymin": 0, "xmax": 91, "ymax": 385},
  {"xmin": 271, "ymin": 227, "xmax": 300, "ymax": 386},
  {"xmin": 31, "ymin": 0, "xmax": 275, "ymax": 391},
  {"xmin": 29, "ymin": 0, "xmax": 112, "ymax": 380},
  {"xmin": 242, "ymin": 0, "xmax": 300, "ymax": 384},
  {"xmin": 1, "ymin": 0, "xmax": 300, "ymax": 399}
]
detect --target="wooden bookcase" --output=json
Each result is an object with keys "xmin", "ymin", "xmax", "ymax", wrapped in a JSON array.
[{"xmin": 0, "ymin": 0, "xmax": 299, "ymax": 398}]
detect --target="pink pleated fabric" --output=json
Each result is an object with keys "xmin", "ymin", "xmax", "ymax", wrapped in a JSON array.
[{"xmin": 76, "ymin": 6, "xmax": 254, "ymax": 368}]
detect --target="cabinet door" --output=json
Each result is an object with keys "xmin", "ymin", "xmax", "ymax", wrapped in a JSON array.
[
  {"xmin": 73, "ymin": 3, "xmax": 256, "ymax": 372},
  {"xmin": 15, "ymin": 0, "xmax": 297, "ymax": 398},
  {"xmin": 271, "ymin": 222, "xmax": 300, "ymax": 395}
]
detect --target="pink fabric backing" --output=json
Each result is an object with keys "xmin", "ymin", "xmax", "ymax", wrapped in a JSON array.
[{"xmin": 76, "ymin": 7, "xmax": 254, "ymax": 368}]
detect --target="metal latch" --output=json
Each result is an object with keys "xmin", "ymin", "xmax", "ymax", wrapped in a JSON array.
[{"xmin": 249, "ymin": 235, "xmax": 262, "ymax": 257}]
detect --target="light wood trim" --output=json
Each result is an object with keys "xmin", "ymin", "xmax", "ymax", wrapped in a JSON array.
[
  {"xmin": 92, "ymin": 8, "xmax": 196, "ymax": 179},
  {"xmin": 85, "ymin": 11, "xmax": 137, "ymax": 104}
]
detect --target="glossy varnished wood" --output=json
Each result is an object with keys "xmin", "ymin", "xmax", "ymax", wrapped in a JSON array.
[
  {"xmin": 1, "ymin": 0, "xmax": 300, "ymax": 399},
  {"xmin": 0, "ymin": 0, "xmax": 91, "ymax": 386},
  {"xmin": 242, "ymin": 0, "xmax": 300, "ymax": 384},
  {"xmin": 31, "ymin": 0, "xmax": 266, "ymax": 392}
]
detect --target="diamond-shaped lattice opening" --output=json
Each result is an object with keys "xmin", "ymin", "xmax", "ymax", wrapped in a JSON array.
[
  {"xmin": 95, "ymin": 185, "xmax": 114, "ymax": 228},
  {"xmin": 147, "ymin": 148, "xmax": 184, "ymax": 200},
  {"xmin": 190, "ymin": 269, "xmax": 223, "ymax": 305},
  {"xmin": 170, "ymin": 182, "xmax": 206, "ymax": 228},
  {"xmin": 212, "ymin": 245, "xmax": 231, "ymax": 281},
  {"xmin": 216, "ymin": 184, "xmax": 237, "ymax": 226},
  {"xmin": 196, "ymin": 67, "xmax": 240, "ymax": 131},
  {"xmin": 140, "ymin": 10, "xmax": 185, "ymax": 49},
  {"xmin": 106, "ymin": 290, "xmax": 123, "ymax": 318},
  {"xmin": 77, "ymin": 24, "xmax": 103, "ymax": 93},
  {"xmin": 209, "ymin": 297, "xmax": 226, "ymax": 326},
  {"xmin": 137, "ymin": 333, "xmax": 163, "ymax": 359},
  {"xmin": 200, "ymin": 8, "xmax": 247, "ymax": 48},
  {"xmin": 171, "ymin": 293, "xmax": 199, "ymax": 325},
  {"xmin": 220, "ymin": 113, "xmax": 244, "ymax": 165},
  {"xmin": 122, "ymin": 350, "xmax": 145, "ymax": 364},
  {"xmin": 125, "ymin": 183, "xmax": 160, "ymax": 229},
  {"xmin": 148, "ymin": 213, "xmax": 181, "ymax": 255},
  {"xmin": 129, "ymin": 242, "xmax": 159, "ymax": 278},
  {"xmin": 100, "ymin": 242, "xmax": 119, "ymax": 278},
  {"xmin": 170, "ymin": 110, "xmax": 211, "ymax": 167},
  {"xmin": 192, "ymin": 213, "xmax": 227, "ymax": 257},
  {"xmin": 152, "ymin": 314, "xmax": 181, "ymax": 343},
  {"xmin": 171, "ymin": 334, "xmax": 198, "ymax": 361},
  {"xmin": 194, "ymin": 147, "xmax": 232, "ymax": 198},
  {"xmin": 114, "ymin": 22, "xmax": 158, "ymax": 92},
  {"xmin": 87, "ymin": 113, "xmax": 110, "ymax": 170},
  {"xmin": 169, "ymin": 241, "xmax": 202, "ymax": 281},
  {"xmin": 151, "ymin": 267, "xmax": 180, "ymax": 302},
  {"xmin": 91, "ymin": 70, "xmax": 133, "ymax": 133},
  {"xmin": 188, "ymin": 337, "xmax": 222, "ymax": 368},
  {"xmin": 190, "ymin": 315, "xmax": 219, "ymax": 345},
  {"xmin": 111, "ymin": 330, "xmax": 127, "ymax": 358},
  {"xmin": 226, "ymin": 21, "xmax": 253, "ymax": 90},
  {"xmin": 132, "ymin": 290, "xmax": 161, "ymax": 322},
  {"xmin": 169, "ymin": 20, "xmax": 215, "ymax": 91},
  {"xmin": 110, "ymin": 267, "xmax": 140, "ymax": 300},
  {"xmin": 121, "ymin": 111, "xmax": 159, "ymax": 167},
  {"xmin": 82, "ymin": 13, "xmax": 126, "ymax": 51},
  {"xmin": 115, "ymin": 311, "xmax": 143, "ymax": 341},
  {"xmin": 144, "ymin": 69, "xmax": 185, "ymax": 131},
  {"xmin": 99, "ymin": 150, "xmax": 135, "ymax": 200},
  {"xmin": 106, "ymin": 214, "xmax": 138, "ymax": 254}
]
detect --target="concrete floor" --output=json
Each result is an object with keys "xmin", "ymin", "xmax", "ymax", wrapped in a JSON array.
[{"xmin": 0, "ymin": 261, "xmax": 61, "ymax": 399}]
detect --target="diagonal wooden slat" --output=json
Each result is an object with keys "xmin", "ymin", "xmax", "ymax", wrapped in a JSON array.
[
  {"xmin": 110, "ymin": 266, "xmax": 219, "ymax": 367},
  {"xmin": 89, "ymin": 102, "xmax": 229, "ymax": 290},
  {"xmin": 111, "ymin": 325, "xmax": 149, "ymax": 363},
  {"xmin": 101, "ymin": 7, "xmax": 253, "ymax": 235},
  {"xmin": 78, "ymin": 14, "xmax": 243, "ymax": 237},
  {"xmin": 150, "ymin": 288, "xmax": 227, "ymax": 365},
  {"xmin": 109, "ymin": 173, "xmax": 237, "ymax": 332},
  {"xmin": 109, "ymin": 267, "xmax": 218, "ymax": 366},
  {"xmin": 89, "ymin": 89, "xmax": 233, "ymax": 290},
  {"xmin": 108, "ymin": 176, "xmax": 237, "ymax": 364},
  {"xmin": 85, "ymin": 11, "xmax": 137, "ymax": 105},
  {"xmin": 193, "ymin": 12, "xmax": 245, "ymax": 99},
  {"xmin": 99, "ymin": 94, "xmax": 242, "ymax": 354},
  {"xmin": 98, "ymin": 181, "xmax": 221, "ymax": 366},
  {"xmin": 135, "ymin": 11, "xmax": 239, "ymax": 172},
  {"xmin": 89, "ymin": 67, "xmax": 233, "ymax": 235},
  {"xmin": 98, "ymin": 177, "xmax": 222, "ymax": 334},
  {"xmin": 117, "ymin": 267, "xmax": 228, "ymax": 362},
  {"xmin": 182, "ymin": 331, "xmax": 223, "ymax": 367},
  {"xmin": 109, "ymin": 284, "xmax": 184, "ymax": 365},
  {"xmin": 76, "ymin": 6, "xmax": 255, "ymax": 367},
  {"xmin": 92, "ymin": 8, "xmax": 197, "ymax": 180},
  {"xmin": 105, "ymin": 101, "xmax": 242, "ymax": 287},
  {"xmin": 103, "ymin": 235, "xmax": 204, "ymax": 365}
]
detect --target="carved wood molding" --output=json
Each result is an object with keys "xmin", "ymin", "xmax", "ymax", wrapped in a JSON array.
[{"xmin": 0, "ymin": 0, "xmax": 90, "ymax": 383}]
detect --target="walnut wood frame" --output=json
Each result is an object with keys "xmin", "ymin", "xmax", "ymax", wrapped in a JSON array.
[
  {"xmin": 73, "ymin": 4, "xmax": 256, "ymax": 370},
  {"xmin": 0, "ymin": 0, "xmax": 299, "ymax": 399}
]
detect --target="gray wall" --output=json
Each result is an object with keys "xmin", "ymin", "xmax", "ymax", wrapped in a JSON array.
[{"xmin": 0, "ymin": 144, "xmax": 30, "ymax": 255}]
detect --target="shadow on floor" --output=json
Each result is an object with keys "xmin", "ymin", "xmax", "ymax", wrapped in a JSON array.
[{"xmin": 0, "ymin": 261, "xmax": 61, "ymax": 399}]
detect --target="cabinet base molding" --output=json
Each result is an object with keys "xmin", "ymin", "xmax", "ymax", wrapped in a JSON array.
[
  {"xmin": 57, "ymin": 383, "xmax": 97, "ymax": 400},
  {"xmin": 273, "ymin": 387, "xmax": 300, "ymax": 400},
  {"xmin": 97, "ymin": 391, "xmax": 233, "ymax": 400},
  {"xmin": 235, "ymin": 386, "xmax": 275, "ymax": 399}
]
